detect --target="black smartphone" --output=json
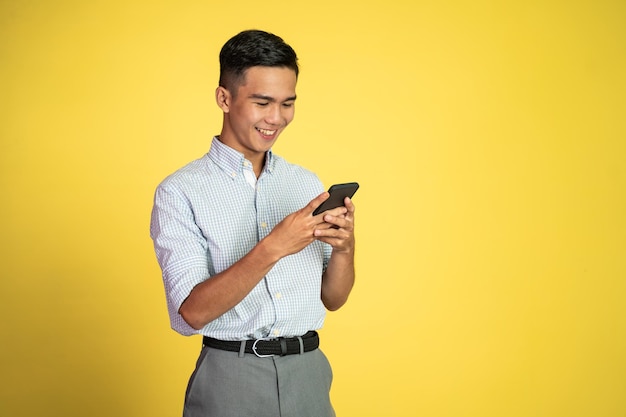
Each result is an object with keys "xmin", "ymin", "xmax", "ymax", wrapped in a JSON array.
[{"xmin": 312, "ymin": 182, "xmax": 359, "ymax": 215}]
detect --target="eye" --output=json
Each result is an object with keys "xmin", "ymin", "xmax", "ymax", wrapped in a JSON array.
[
  {"xmin": 255, "ymin": 102, "xmax": 269, "ymax": 107},
  {"xmin": 282, "ymin": 102, "xmax": 294, "ymax": 108}
]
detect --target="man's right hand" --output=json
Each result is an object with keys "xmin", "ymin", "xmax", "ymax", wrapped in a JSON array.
[{"xmin": 265, "ymin": 191, "xmax": 348, "ymax": 258}]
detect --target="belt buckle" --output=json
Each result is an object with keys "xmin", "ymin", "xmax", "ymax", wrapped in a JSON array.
[{"xmin": 252, "ymin": 338, "xmax": 275, "ymax": 358}]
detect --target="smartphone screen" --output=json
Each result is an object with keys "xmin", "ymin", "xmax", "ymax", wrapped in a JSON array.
[{"xmin": 312, "ymin": 182, "xmax": 359, "ymax": 215}]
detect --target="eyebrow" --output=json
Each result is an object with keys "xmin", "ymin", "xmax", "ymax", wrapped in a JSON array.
[{"xmin": 249, "ymin": 94, "xmax": 297, "ymax": 102}]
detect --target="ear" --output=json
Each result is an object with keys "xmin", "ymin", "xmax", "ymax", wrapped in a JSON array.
[{"xmin": 215, "ymin": 86, "xmax": 231, "ymax": 113}]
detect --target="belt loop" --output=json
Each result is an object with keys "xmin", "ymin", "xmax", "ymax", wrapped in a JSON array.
[
  {"xmin": 297, "ymin": 336, "xmax": 304, "ymax": 354},
  {"xmin": 280, "ymin": 338, "xmax": 288, "ymax": 356},
  {"xmin": 238, "ymin": 341, "xmax": 246, "ymax": 358}
]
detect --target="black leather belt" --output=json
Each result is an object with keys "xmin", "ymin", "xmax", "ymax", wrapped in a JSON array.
[{"xmin": 203, "ymin": 331, "xmax": 319, "ymax": 357}]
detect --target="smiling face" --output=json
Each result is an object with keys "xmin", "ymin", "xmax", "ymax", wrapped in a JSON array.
[{"xmin": 216, "ymin": 66, "xmax": 297, "ymax": 172}]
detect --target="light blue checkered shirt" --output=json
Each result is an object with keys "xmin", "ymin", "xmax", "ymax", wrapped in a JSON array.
[{"xmin": 150, "ymin": 137, "xmax": 331, "ymax": 340}]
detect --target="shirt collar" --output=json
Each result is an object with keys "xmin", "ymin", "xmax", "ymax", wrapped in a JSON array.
[{"xmin": 208, "ymin": 136, "xmax": 275, "ymax": 179}]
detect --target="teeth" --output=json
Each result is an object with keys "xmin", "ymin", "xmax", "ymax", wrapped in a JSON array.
[{"xmin": 258, "ymin": 128, "xmax": 276, "ymax": 135}]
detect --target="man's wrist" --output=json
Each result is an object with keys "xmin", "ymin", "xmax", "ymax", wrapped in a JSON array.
[
  {"xmin": 257, "ymin": 235, "xmax": 283, "ymax": 264},
  {"xmin": 331, "ymin": 246, "xmax": 355, "ymax": 257}
]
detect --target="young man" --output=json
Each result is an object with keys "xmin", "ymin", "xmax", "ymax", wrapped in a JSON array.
[{"xmin": 150, "ymin": 30, "xmax": 356, "ymax": 417}]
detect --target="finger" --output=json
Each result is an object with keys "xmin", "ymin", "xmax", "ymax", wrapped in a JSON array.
[
  {"xmin": 314, "ymin": 229, "xmax": 354, "ymax": 251},
  {"xmin": 314, "ymin": 225, "xmax": 345, "ymax": 238},
  {"xmin": 314, "ymin": 221, "xmax": 337, "ymax": 231},
  {"xmin": 323, "ymin": 205, "xmax": 348, "ymax": 217},
  {"xmin": 323, "ymin": 212, "xmax": 353, "ymax": 230},
  {"xmin": 343, "ymin": 197, "xmax": 355, "ymax": 217},
  {"xmin": 307, "ymin": 192, "xmax": 330, "ymax": 215}
]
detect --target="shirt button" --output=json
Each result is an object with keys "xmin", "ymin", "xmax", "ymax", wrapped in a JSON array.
[
  {"xmin": 273, "ymin": 330, "xmax": 280, "ymax": 337},
  {"xmin": 275, "ymin": 292, "xmax": 282, "ymax": 299},
  {"xmin": 260, "ymin": 221, "xmax": 267, "ymax": 228}
]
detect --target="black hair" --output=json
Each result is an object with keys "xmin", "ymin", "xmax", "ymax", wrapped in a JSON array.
[{"xmin": 219, "ymin": 29, "xmax": 299, "ymax": 92}]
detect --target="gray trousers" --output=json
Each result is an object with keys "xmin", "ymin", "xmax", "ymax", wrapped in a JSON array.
[{"xmin": 183, "ymin": 345, "xmax": 335, "ymax": 417}]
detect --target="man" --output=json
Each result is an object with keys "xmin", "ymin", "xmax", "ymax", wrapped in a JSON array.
[{"xmin": 150, "ymin": 29, "xmax": 356, "ymax": 417}]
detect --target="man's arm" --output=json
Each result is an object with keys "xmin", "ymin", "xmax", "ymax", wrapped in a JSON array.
[
  {"xmin": 315, "ymin": 197, "xmax": 356, "ymax": 311},
  {"xmin": 178, "ymin": 192, "xmax": 338, "ymax": 330}
]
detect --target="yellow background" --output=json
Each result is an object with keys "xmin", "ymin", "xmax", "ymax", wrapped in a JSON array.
[{"xmin": 1, "ymin": 1, "xmax": 625, "ymax": 416}]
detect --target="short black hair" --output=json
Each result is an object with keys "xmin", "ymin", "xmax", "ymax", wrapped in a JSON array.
[{"xmin": 219, "ymin": 29, "xmax": 299, "ymax": 92}]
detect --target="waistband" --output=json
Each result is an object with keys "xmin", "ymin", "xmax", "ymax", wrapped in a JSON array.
[{"xmin": 202, "ymin": 331, "xmax": 319, "ymax": 357}]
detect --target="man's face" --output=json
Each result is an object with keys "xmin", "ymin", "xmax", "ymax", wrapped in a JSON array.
[{"xmin": 219, "ymin": 66, "xmax": 297, "ymax": 162}]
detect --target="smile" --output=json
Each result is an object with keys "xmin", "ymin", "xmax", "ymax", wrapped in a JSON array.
[{"xmin": 256, "ymin": 127, "xmax": 277, "ymax": 136}]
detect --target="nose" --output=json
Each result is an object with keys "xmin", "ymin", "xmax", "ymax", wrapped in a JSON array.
[{"xmin": 265, "ymin": 103, "xmax": 287, "ymax": 125}]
